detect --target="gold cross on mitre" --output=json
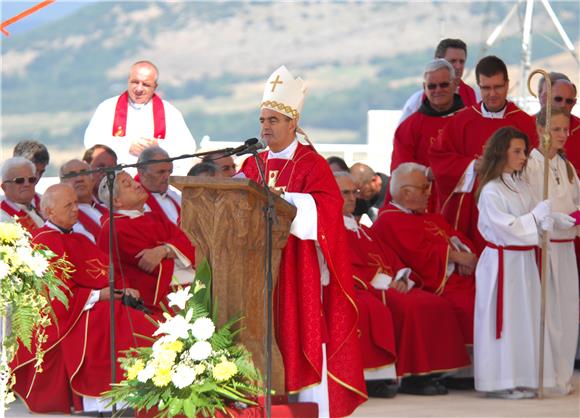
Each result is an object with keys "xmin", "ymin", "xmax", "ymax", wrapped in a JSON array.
[{"xmin": 270, "ymin": 74, "xmax": 283, "ymax": 92}]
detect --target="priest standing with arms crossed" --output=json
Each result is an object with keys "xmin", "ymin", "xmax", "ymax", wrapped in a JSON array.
[{"xmin": 240, "ymin": 66, "xmax": 367, "ymax": 418}]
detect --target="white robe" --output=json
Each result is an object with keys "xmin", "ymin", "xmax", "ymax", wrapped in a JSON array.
[
  {"xmin": 474, "ymin": 174, "xmax": 555, "ymax": 392},
  {"xmin": 84, "ymin": 95, "xmax": 196, "ymax": 175},
  {"xmin": 525, "ymin": 149, "xmax": 580, "ymax": 391}
]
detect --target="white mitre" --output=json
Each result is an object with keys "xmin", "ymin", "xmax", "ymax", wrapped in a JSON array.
[{"xmin": 261, "ymin": 65, "xmax": 307, "ymax": 121}]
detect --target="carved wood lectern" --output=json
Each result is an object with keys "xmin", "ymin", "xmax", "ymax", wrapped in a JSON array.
[{"xmin": 171, "ymin": 176, "xmax": 296, "ymax": 394}]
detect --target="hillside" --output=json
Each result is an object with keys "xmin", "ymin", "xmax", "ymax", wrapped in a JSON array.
[{"xmin": 1, "ymin": 1, "xmax": 578, "ymax": 172}]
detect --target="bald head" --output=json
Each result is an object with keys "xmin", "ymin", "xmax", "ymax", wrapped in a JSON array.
[
  {"xmin": 350, "ymin": 163, "xmax": 380, "ymax": 200},
  {"xmin": 41, "ymin": 184, "xmax": 79, "ymax": 229}
]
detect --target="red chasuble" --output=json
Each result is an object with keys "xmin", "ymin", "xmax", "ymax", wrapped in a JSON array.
[
  {"xmin": 10, "ymin": 227, "xmax": 156, "ymax": 414},
  {"xmin": 429, "ymin": 102, "xmax": 538, "ymax": 253},
  {"xmin": 112, "ymin": 91, "xmax": 166, "ymax": 139},
  {"xmin": 457, "ymin": 80, "xmax": 478, "ymax": 108},
  {"xmin": 241, "ymin": 143, "xmax": 367, "ymax": 417},
  {"xmin": 77, "ymin": 206, "xmax": 104, "ymax": 241},
  {"xmin": 372, "ymin": 204, "xmax": 476, "ymax": 344},
  {"xmin": 345, "ymin": 223, "xmax": 470, "ymax": 376},
  {"xmin": 566, "ymin": 115, "xmax": 580, "ymax": 177},
  {"xmin": 98, "ymin": 211, "xmax": 195, "ymax": 314},
  {"xmin": 0, "ymin": 200, "xmax": 43, "ymax": 234},
  {"xmin": 143, "ymin": 188, "xmax": 181, "ymax": 225}
]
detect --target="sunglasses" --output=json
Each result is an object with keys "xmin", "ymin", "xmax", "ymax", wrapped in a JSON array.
[
  {"xmin": 426, "ymin": 82, "xmax": 451, "ymax": 90},
  {"xmin": 554, "ymin": 96, "xmax": 576, "ymax": 105},
  {"xmin": 4, "ymin": 176, "xmax": 37, "ymax": 185}
]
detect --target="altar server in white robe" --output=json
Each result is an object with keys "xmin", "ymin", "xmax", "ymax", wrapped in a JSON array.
[
  {"xmin": 474, "ymin": 126, "xmax": 556, "ymax": 399},
  {"xmin": 525, "ymin": 107, "xmax": 579, "ymax": 394},
  {"xmin": 84, "ymin": 60, "xmax": 195, "ymax": 175}
]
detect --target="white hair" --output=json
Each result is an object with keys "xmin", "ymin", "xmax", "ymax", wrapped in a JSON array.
[
  {"xmin": 390, "ymin": 162, "xmax": 428, "ymax": 197},
  {"xmin": 98, "ymin": 172, "xmax": 120, "ymax": 204},
  {"xmin": 423, "ymin": 58, "xmax": 455, "ymax": 81},
  {"xmin": 1, "ymin": 157, "xmax": 36, "ymax": 182}
]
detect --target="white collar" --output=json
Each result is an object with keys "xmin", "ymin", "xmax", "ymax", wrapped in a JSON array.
[
  {"xmin": 3, "ymin": 198, "xmax": 33, "ymax": 212},
  {"xmin": 116, "ymin": 209, "xmax": 145, "ymax": 219},
  {"xmin": 343, "ymin": 214, "xmax": 372, "ymax": 240},
  {"xmin": 390, "ymin": 201, "xmax": 413, "ymax": 214},
  {"xmin": 480, "ymin": 103, "xmax": 506, "ymax": 119},
  {"xmin": 268, "ymin": 139, "xmax": 298, "ymax": 160}
]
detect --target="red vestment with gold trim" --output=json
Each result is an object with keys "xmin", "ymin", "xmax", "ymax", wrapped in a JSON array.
[
  {"xmin": 346, "ymin": 223, "xmax": 470, "ymax": 376},
  {"xmin": 241, "ymin": 143, "xmax": 367, "ymax": 417},
  {"xmin": 373, "ymin": 204, "xmax": 476, "ymax": 345},
  {"xmin": 98, "ymin": 212, "xmax": 195, "ymax": 314},
  {"xmin": 10, "ymin": 227, "xmax": 156, "ymax": 413},
  {"xmin": 429, "ymin": 102, "xmax": 538, "ymax": 253}
]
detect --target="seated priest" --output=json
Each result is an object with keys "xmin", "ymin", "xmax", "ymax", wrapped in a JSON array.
[
  {"xmin": 60, "ymin": 159, "xmax": 107, "ymax": 242},
  {"xmin": 0, "ymin": 157, "xmax": 44, "ymax": 233},
  {"xmin": 372, "ymin": 162, "xmax": 477, "ymax": 348},
  {"xmin": 97, "ymin": 171, "xmax": 195, "ymax": 313},
  {"xmin": 136, "ymin": 146, "xmax": 181, "ymax": 225},
  {"xmin": 10, "ymin": 184, "xmax": 156, "ymax": 414},
  {"xmin": 336, "ymin": 172, "xmax": 471, "ymax": 395}
]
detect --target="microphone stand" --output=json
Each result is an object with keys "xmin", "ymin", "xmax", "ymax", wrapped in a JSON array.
[{"xmin": 250, "ymin": 148, "xmax": 277, "ymax": 418}]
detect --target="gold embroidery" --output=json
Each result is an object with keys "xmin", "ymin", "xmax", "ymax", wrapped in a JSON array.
[
  {"xmin": 270, "ymin": 74, "xmax": 283, "ymax": 92},
  {"xmin": 86, "ymin": 258, "xmax": 108, "ymax": 280},
  {"xmin": 261, "ymin": 100, "xmax": 298, "ymax": 119}
]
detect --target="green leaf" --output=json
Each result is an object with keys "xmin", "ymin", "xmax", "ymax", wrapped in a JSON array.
[
  {"xmin": 182, "ymin": 398, "xmax": 195, "ymax": 418},
  {"xmin": 168, "ymin": 398, "xmax": 183, "ymax": 417}
]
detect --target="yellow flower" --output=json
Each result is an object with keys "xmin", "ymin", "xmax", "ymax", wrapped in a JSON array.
[
  {"xmin": 0, "ymin": 223, "xmax": 24, "ymax": 243},
  {"xmin": 212, "ymin": 360, "xmax": 238, "ymax": 382},
  {"xmin": 152, "ymin": 367, "xmax": 172, "ymax": 387},
  {"xmin": 166, "ymin": 340, "xmax": 184, "ymax": 353},
  {"xmin": 194, "ymin": 364, "xmax": 206, "ymax": 375},
  {"xmin": 155, "ymin": 348, "xmax": 177, "ymax": 370},
  {"xmin": 127, "ymin": 359, "xmax": 145, "ymax": 380}
]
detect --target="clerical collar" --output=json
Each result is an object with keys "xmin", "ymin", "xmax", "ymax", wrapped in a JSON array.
[
  {"xmin": 419, "ymin": 94, "xmax": 464, "ymax": 117},
  {"xmin": 116, "ymin": 209, "xmax": 145, "ymax": 218},
  {"xmin": 343, "ymin": 214, "xmax": 372, "ymax": 240},
  {"xmin": 268, "ymin": 139, "xmax": 298, "ymax": 160},
  {"xmin": 128, "ymin": 99, "xmax": 149, "ymax": 111},
  {"xmin": 153, "ymin": 191, "xmax": 169, "ymax": 199},
  {"xmin": 390, "ymin": 201, "xmax": 414, "ymax": 214},
  {"xmin": 481, "ymin": 103, "xmax": 507, "ymax": 119},
  {"xmin": 46, "ymin": 221, "xmax": 74, "ymax": 234}
]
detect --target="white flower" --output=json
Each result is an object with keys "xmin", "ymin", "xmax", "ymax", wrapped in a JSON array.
[
  {"xmin": 137, "ymin": 363, "xmax": 155, "ymax": 383},
  {"xmin": 167, "ymin": 286, "xmax": 192, "ymax": 310},
  {"xmin": 153, "ymin": 312, "xmax": 194, "ymax": 340},
  {"xmin": 171, "ymin": 364, "xmax": 196, "ymax": 388},
  {"xmin": 152, "ymin": 335, "xmax": 177, "ymax": 353},
  {"xmin": 191, "ymin": 317, "xmax": 215, "ymax": 341},
  {"xmin": 29, "ymin": 253, "xmax": 49, "ymax": 277},
  {"xmin": 189, "ymin": 341, "xmax": 212, "ymax": 361},
  {"xmin": 0, "ymin": 260, "xmax": 9, "ymax": 280}
]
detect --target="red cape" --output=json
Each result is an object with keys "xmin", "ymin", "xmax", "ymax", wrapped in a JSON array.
[
  {"xmin": 345, "ymin": 223, "xmax": 470, "ymax": 375},
  {"xmin": 98, "ymin": 211, "xmax": 195, "ymax": 313},
  {"xmin": 429, "ymin": 102, "xmax": 538, "ymax": 253},
  {"xmin": 372, "ymin": 204, "xmax": 475, "ymax": 344},
  {"xmin": 241, "ymin": 143, "xmax": 367, "ymax": 417},
  {"xmin": 11, "ymin": 226, "xmax": 156, "ymax": 413}
]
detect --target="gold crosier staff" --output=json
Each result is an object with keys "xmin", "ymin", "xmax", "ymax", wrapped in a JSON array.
[{"xmin": 527, "ymin": 69, "xmax": 551, "ymax": 400}]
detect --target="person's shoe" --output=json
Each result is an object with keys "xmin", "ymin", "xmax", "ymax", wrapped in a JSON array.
[
  {"xmin": 399, "ymin": 376, "xmax": 439, "ymax": 396},
  {"xmin": 514, "ymin": 387, "xmax": 537, "ymax": 399},
  {"xmin": 441, "ymin": 377, "xmax": 475, "ymax": 390},
  {"xmin": 486, "ymin": 389, "xmax": 533, "ymax": 399},
  {"xmin": 365, "ymin": 379, "xmax": 398, "ymax": 398},
  {"xmin": 433, "ymin": 380, "xmax": 449, "ymax": 395}
]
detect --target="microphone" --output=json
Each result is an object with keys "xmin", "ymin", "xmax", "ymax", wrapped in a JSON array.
[{"xmin": 234, "ymin": 137, "xmax": 267, "ymax": 156}]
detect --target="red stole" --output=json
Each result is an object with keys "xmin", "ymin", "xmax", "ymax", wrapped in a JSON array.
[
  {"xmin": 77, "ymin": 208, "xmax": 102, "ymax": 240},
  {"xmin": 0, "ymin": 200, "xmax": 43, "ymax": 234},
  {"xmin": 112, "ymin": 91, "xmax": 166, "ymax": 139},
  {"xmin": 241, "ymin": 143, "xmax": 367, "ymax": 418},
  {"xmin": 144, "ymin": 189, "xmax": 181, "ymax": 224},
  {"xmin": 458, "ymin": 80, "xmax": 478, "ymax": 108}
]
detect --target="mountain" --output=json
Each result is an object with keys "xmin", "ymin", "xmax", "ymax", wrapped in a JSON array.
[{"xmin": 1, "ymin": 0, "xmax": 578, "ymax": 173}]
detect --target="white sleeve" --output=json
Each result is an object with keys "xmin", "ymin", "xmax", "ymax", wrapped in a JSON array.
[
  {"xmin": 454, "ymin": 160, "xmax": 477, "ymax": 193},
  {"xmin": 83, "ymin": 289, "xmax": 101, "ymax": 311},
  {"xmin": 283, "ymin": 192, "xmax": 317, "ymax": 240},
  {"xmin": 397, "ymin": 90, "xmax": 423, "ymax": 125},
  {"xmin": 165, "ymin": 243, "xmax": 192, "ymax": 269}
]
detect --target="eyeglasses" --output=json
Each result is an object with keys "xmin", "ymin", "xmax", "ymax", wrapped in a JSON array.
[
  {"xmin": 401, "ymin": 183, "xmax": 431, "ymax": 193},
  {"xmin": 4, "ymin": 176, "xmax": 37, "ymax": 185},
  {"xmin": 554, "ymin": 96, "xmax": 576, "ymax": 105},
  {"xmin": 479, "ymin": 83, "xmax": 507, "ymax": 93},
  {"xmin": 341, "ymin": 189, "xmax": 360, "ymax": 197},
  {"xmin": 426, "ymin": 82, "xmax": 451, "ymax": 90}
]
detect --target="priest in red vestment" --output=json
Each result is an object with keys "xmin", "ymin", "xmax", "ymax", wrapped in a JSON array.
[
  {"xmin": 240, "ymin": 66, "xmax": 367, "ymax": 417},
  {"xmin": 391, "ymin": 58, "xmax": 465, "ymax": 212},
  {"xmin": 0, "ymin": 157, "xmax": 44, "ymax": 233},
  {"xmin": 10, "ymin": 184, "xmax": 156, "ymax": 414},
  {"xmin": 429, "ymin": 56, "xmax": 538, "ymax": 254},
  {"xmin": 337, "ymin": 172, "xmax": 471, "ymax": 395},
  {"xmin": 60, "ymin": 159, "xmax": 107, "ymax": 243},
  {"xmin": 97, "ymin": 171, "xmax": 195, "ymax": 314},
  {"xmin": 136, "ymin": 146, "xmax": 181, "ymax": 225},
  {"xmin": 373, "ymin": 163, "xmax": 477, "ymax": 347}
]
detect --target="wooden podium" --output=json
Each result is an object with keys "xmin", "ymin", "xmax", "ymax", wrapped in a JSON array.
[{"xmin": 171, "ymin": 176, "xmax": 296, "ymax": 394}]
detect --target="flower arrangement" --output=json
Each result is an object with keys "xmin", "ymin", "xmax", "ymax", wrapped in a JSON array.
[
  {"xmin": 105, "ymin": 261, "xmax": 262, "ymax": 418},
  {"xmin": 0, "ymin": 222, "xmax": 71, "ymax": 408}
]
